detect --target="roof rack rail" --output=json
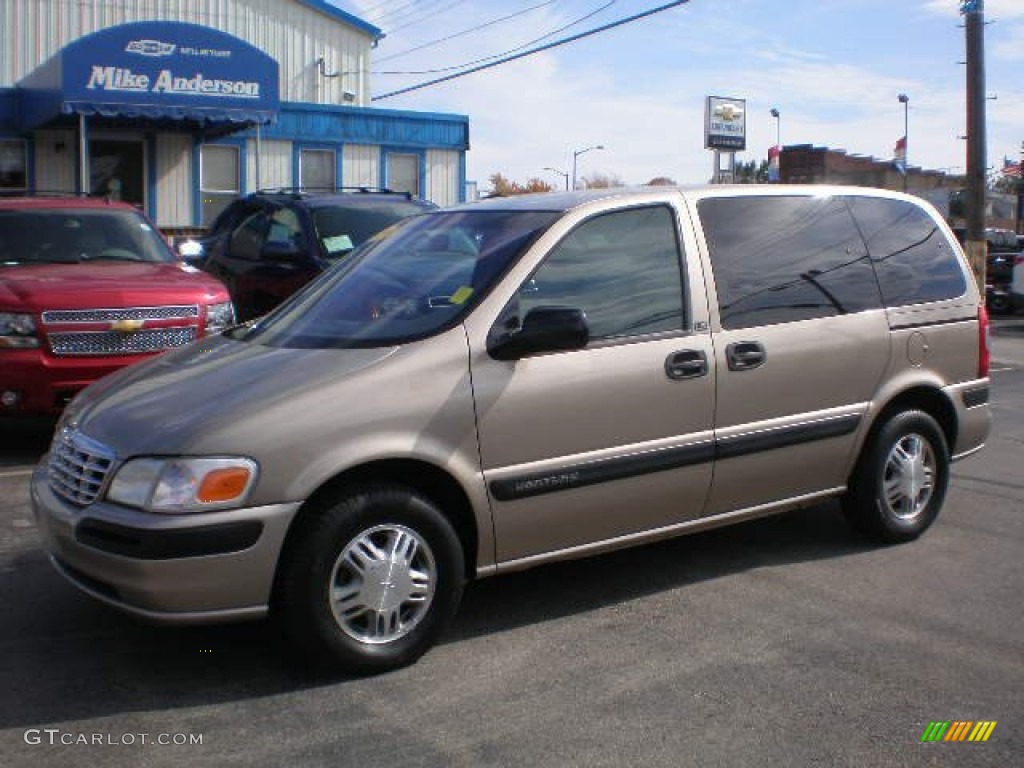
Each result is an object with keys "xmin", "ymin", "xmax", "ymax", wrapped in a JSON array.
[{"xmin": 254, "ymin": 186, "xmax": 412, "ymax": 199}]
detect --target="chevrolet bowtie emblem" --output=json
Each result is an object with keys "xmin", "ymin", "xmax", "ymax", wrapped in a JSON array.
[{"xmin": 111, "ymin": 319, "xmax": 145, "ymax": 332}]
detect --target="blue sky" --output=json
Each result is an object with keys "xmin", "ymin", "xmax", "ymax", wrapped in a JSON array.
[{"xmin": 340, "ymin": 0, "xmax": 1024, "ymax": 189}]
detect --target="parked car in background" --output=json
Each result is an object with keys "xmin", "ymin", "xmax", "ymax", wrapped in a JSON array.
[
  {"xmin": 1009, "ymin": 251, "xmax": 1024, "ymax": 313},
  {"xmin": 0, "ymin": 197, "xmax": 234, "ymax": 415},
  {"xmin": 984, "ymin": 227, "xmax": 1022, "ymax": 314},
  {"xmin": 193, "ymin": 188, "xmax": 437, "ymax": 320}
]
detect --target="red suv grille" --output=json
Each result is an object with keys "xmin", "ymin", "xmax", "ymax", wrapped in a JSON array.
[{"xmin": 41, "ymin": 304, "xmax": 200, "ymax": 357}]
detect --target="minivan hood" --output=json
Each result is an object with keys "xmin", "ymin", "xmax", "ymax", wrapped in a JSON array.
[
  {"xmin": 68, "ymin": 335, "xmax": 398, "ymax": 457},
  {"xmin": 0, "ymin": 262, "xmax": 227, "ymax": 311}
]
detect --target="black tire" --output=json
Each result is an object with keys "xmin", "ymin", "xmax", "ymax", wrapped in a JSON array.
[
  {"xmin": 842, "ymin": 410, "xmax": 950, "ymax": 544},
  {"xmin": 987, "ymin": 291, "xmax": 1012, "ymax": 315},
  {"xmin": 274, "ymin": 484, "xmax": 464, "ymax": 674}
]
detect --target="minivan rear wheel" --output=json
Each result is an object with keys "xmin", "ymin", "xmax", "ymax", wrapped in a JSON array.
[
  {"xmin": 274, "ymin": 484, "xmax": 464, "ymax": 674},
  {"xmin": 842, "ymin": 410, "xmax": 949, "ymax": 543}
]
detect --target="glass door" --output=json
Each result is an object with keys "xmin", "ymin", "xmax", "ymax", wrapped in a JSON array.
[{"xmin": 89, "ymin": 139, "xmax": 145, "ymax": 207}]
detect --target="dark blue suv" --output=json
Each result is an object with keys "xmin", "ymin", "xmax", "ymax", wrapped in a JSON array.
[{"xmin": 192, "ymin": 188, "xmax": 436, "ymax": 321}]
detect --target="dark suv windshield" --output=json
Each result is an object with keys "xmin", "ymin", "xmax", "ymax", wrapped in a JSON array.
[
  {"xmin": 236, "ymin": 209, "xmax": 559, "ymax": 348},
  {"xmin": 313, "ymin": 200, "xmax": 434, "ymax": 259},
  {"xmin": 0, "ymin": 209, "xmax": 174, "ymax": 265}
]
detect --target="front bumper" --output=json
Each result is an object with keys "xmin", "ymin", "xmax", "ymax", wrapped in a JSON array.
[
  {"xmin": 1, "ymin": 347, "xmax": 145, "ymax": 415},
  {"xmin": 31, "ymin": 461, "xmax": 301, "ymax": 624}
]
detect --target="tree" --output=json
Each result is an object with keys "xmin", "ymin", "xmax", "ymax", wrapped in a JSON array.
[
  {"xmin": 580, "ymin": 172, "xmax": 626, "ymax": 189},
  {"xmin": 485, "ymin": 173, "xmax": 554, "ymax": 196},
  {"xmin": 521, "ymin": 177, "xmax": 555, "ymax": 194},
  {"xmin": 646, "ymin": 176, "xmax": 677, "ymax": 186},
  {"xmin": 734, "ymin": 160, "xmax": 770, "ymax": 184}
]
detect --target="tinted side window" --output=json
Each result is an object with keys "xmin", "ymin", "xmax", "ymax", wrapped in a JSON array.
[
  {"xmin": 846, "ymin": 196, "xmax": 967, "ymax": 307},
  {"xmin": 229, "ymin": 211, "xmax": 268, "ymax": 261},
  {"xmin": 698, "ymin": 196, "xmax": 882, "ymax": 330},
  {"xmin": 266, "ymin": 208, "xmax": 307, "ymax": 251},
  {"xmin": 516, "ymin": 206, "xmax": 686, "ymax": 341}
]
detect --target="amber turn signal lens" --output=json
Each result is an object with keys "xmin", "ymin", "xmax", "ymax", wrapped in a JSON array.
[{"xmin": 197, "ymin": 467, "xmax": 252, "ymax": 503}]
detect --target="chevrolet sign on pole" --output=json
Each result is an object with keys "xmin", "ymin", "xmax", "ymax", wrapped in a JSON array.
[{"xmin": 705, "ymin": 96, "xmax": 747, "ymax": 151}]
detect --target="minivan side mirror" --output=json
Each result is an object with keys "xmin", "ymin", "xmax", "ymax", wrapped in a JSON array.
[{"xmin": 488, "ymin": 306, "xmax": 589, "ymax": 361}]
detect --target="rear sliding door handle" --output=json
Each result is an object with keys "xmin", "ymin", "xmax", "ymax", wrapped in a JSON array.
[
  {"xmin": 665, "ymin": 349, "xmax": 708, "ymax": 380},
  {"xmin": 726, "ymin": 341, "xmax": 766, "ymax": 371}
]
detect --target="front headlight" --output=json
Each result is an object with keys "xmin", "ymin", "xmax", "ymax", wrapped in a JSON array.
[
  {"xmin": 107, "ymin": 457, "xmax": 258, "ymax": 514},
  {"xmin": 204, "ymin": 301, "xmax": 236, "ymax": 335},
  {"xmin": 0, "ymin": 312, "xmax": 40, "ymax": 348}
]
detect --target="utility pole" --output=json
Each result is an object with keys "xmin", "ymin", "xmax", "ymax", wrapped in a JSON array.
[{"xmin": 963, "ymin": 0, "xmax": 987, "ymax": 292}]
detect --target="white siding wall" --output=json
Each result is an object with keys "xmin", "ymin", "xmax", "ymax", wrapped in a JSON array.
[
  {"xmin": 32, "ymin": 129, "xmax": 76, "ymax": 192},
  {"xmin": 426, "ymin": 149, "xmax": 461, "ymax": 207},
  {"xmin": 1, "ymin": 0, "xmax": 374, "ymax": 105},
  {"xmin": 342, "ymin": 144, "xmax": 379, "ymax": 190},
  {"xmin": 248, "ymin": 138, "xmax": 290, "ymax": 192},
  {"xmin": 155, "ymin": 133, "xmax": 192, "ymax": 227}
]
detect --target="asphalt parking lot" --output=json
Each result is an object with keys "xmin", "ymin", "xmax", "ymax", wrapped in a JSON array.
[{"xmin": 0, "ymin": 318, "xmax": 1022, "ymax": 767}]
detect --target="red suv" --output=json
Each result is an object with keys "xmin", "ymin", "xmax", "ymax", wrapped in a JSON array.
[{"xmin": 0, "ymin": 197, "xmax": 234, "ymax": 415}]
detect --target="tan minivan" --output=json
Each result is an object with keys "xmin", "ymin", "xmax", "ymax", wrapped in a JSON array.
[{"xmin": 32, "ymin": 186, "xmax": 991, "ymax": 672}]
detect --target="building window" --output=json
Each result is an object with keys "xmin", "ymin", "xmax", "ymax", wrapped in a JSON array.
[
  {"xmin": 300, "ymin": 149, "xmax": 336, "ymax": 191},
  {"xmin": 200, "ymin": 144, "xmax": 240, "ymax": 226},
  {"xmin": 387, "ymin": 153, "xmax": 419, "ymax": 196},
  {"xmin": 0, "ymin": 140, "xmax": 27, "ymax": 193}
]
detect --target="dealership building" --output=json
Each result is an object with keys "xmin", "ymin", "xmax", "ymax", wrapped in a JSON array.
[{"xmin": 0, "ymin": 0, "xmax": 470, "ymax": 233}]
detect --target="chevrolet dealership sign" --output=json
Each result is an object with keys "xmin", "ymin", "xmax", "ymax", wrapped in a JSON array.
[
  {"xmin": 86, "ymin": 67, "xmax": 262, "ymax": 99},
  {"xmin": 53, "ymin": 20, "xmax": 279, "ymax": 121},
  {"xmin": 705, "ymin": 96, "xmax": 747, "ymax": 151}
]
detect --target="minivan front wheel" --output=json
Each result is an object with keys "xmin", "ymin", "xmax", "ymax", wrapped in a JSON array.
[
  {"xmin": 842, "ymin": 410, "xmax": 950, "ymax": 543},
  {"xmin": 275, "ymin": 484, "xmax": 464, "ymax": 674}
]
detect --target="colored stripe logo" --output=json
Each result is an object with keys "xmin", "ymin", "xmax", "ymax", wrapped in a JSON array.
[{"xmin": 921, "ymin": 721, "xmax": 997, "ymax": 742}]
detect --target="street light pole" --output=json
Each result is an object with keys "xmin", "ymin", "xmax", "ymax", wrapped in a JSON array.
[
  {"xmin": 898, "ymin": 93, "xmax": 909, "ymax": 192},
  {"xmin": 769, "ymin": 108, "xmax": 781, "ymax": 183},
  {"xmin": 572, "ymin": 145, "xmax": 604, "ymax": 191},
  {"xmin": 543, "ymin": 167, "xmax": 569, "ymax": 190}
]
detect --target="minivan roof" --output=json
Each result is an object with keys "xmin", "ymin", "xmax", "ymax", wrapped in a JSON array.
[{"xmin": 446, "ymin": 184, "xmax": 929, "ymax": 214}]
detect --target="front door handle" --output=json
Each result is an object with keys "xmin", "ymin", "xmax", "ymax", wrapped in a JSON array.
[
  {"xmin": 665, "ymin": 349, "xmax": 708, "ymax": 380},
  {"xmin": 726, "ymin": 341, "xmax": 766, "ymax": 371}
]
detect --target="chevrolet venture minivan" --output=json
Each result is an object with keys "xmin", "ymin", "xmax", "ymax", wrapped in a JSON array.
[{"xmin": 32, "ymin": 186, "xmax": 991, "ymax": 673}]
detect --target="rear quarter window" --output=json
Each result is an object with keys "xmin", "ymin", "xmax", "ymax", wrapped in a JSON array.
[
  {"xmin": 845, "ymin": 196, "xmax": 967, "ymax": 307},
  {"xmin": 697, "ymin": 195, "xmax": 882, "ymax": 330}
]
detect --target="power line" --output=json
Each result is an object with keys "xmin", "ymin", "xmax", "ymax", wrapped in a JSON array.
[
  {"xmin": 371, "ymin": 1, "xmax": 618, "ymax": 76},
  {"xmin": 373, "ymin": 0, "xmax": 692, "ymax": 100},
  {"xmin": 376, "ymin": 1, "xmax": 558, "ymax": 63},
  {"xmin": 388, "ymin": 0, "xmax": 469, "ymax": 35}
]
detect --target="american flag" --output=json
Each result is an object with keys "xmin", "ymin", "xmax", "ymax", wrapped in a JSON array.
[
  {"xmin": 894, "ymin": 136, "xmax": 907, "ymax": 164},
  {"xmin": 1002, "ymin": 158, "xmax": 1022, "ymax": 178}
]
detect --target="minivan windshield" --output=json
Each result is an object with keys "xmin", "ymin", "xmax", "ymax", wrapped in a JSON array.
[
  {"xmin": 0, "ymin": 208, "xmax": 175, "ymax": 265},
  {"xmin": 235, "ymin": 209, "xmax": 560, "ymax": 348}
]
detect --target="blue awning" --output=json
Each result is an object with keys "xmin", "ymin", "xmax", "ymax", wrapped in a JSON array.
[{"xmin": 18, "ymin": 21, "xmax": 279, "ymax": 131}]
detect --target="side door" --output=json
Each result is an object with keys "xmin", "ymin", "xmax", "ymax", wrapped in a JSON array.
[
  {"xmin": 205, "ymin": 207, "xmax": 269, "ymax": 320},
  {"xmin": 251, "ymin": 206, "xmax": 321, "ymax": 315},
  {"xmin": 210, "ymin": 206, "xmax": 317, "ymax": 320},
  {"xmin": 692, "ymin": 193, "xmax": 891, "ymax": 515},
  {"xmin": 466, "ymin": 202, "xmax": 716, "ymax": 566}
]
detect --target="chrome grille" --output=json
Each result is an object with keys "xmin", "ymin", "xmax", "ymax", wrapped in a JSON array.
[
  {"xmin": 48, "ymin": 327, "xmax": 196, "ymax": 356},
  {"xmin": 42, "ymin": 305, "xmax": 199, "ymax": 324},
  {"xmin": 48, "ymin": 428, "xmax": 115, "ymax": 506}
]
